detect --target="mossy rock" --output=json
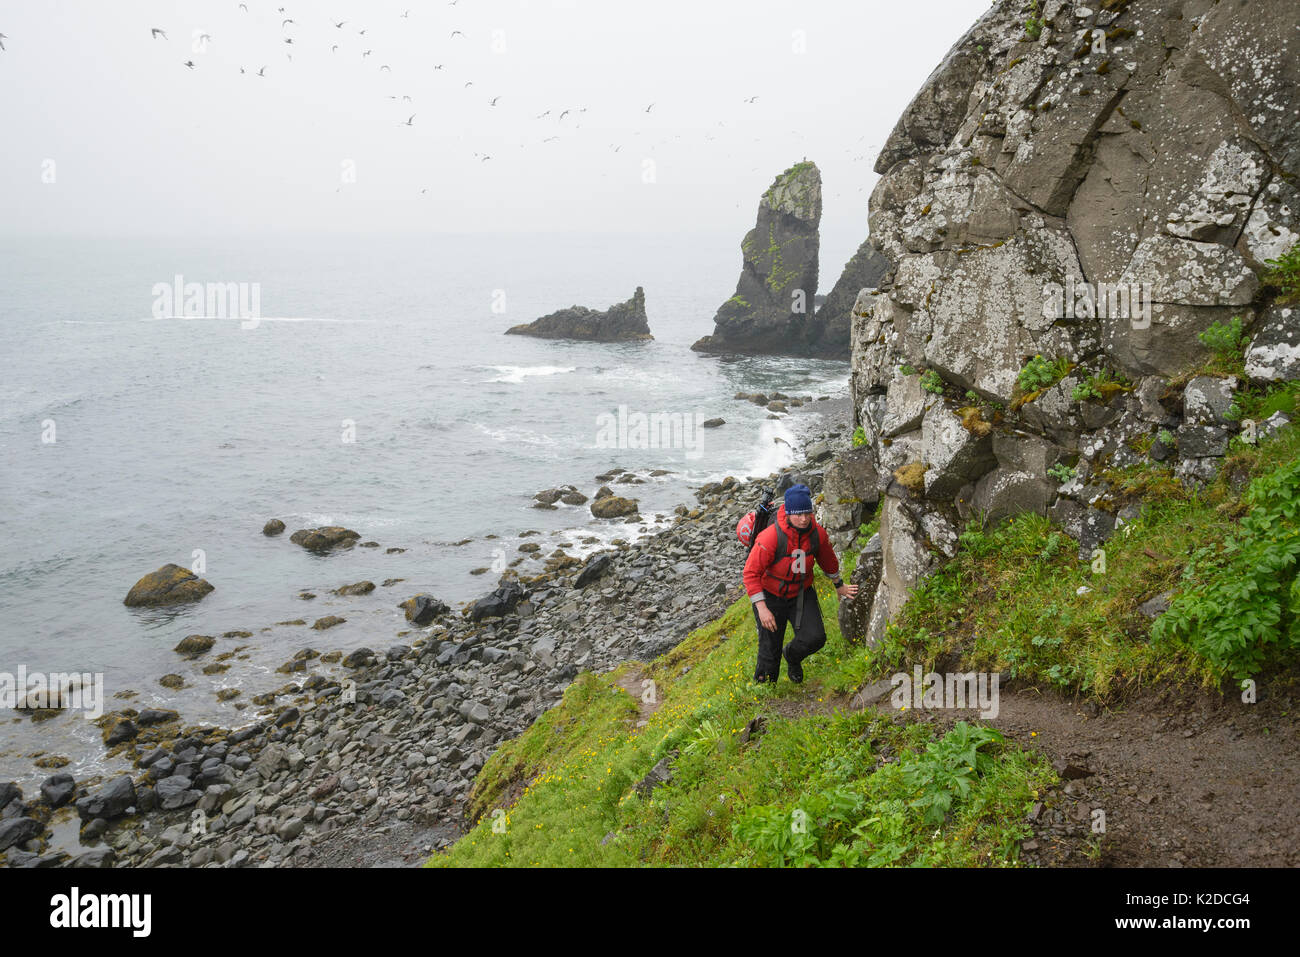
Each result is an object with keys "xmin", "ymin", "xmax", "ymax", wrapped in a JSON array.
[{"xmin": 124, "ymin": 564, "xmax": 214, "ymax": 607}]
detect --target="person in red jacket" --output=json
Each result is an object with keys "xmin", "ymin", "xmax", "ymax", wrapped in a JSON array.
[{"xmin": 742, "ymin": 483, "xmax": 858, "ymax": 683}]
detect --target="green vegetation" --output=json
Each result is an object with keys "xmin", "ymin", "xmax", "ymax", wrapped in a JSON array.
[
  {"xmin": 920, "ymin": 369, "xmax": 946, "ymax": 395},
  {"xmin": 852, "ymin": 426, "xmax": 868, "ymax": 448},
  {"xmin": 1071, "ymin": 368, "xmax": 1129, "ymax": 403},
  {"xmin": 425, "ymin": 398, "xmax": 1300, "ymax": 869},
  {"xmin": 876, "ymin": 421, "xmax": 1300, "ymax": 696},
  {"xmin": 1047, "ymin": 462, "xmax": 1075, "ymax": 484},
  {"xmin": 899, "ymin": 363, "xmax": 918, "ymax": 377},
  {"xmin": 726, "ymin": 295, "xmax": 751, "ymax": 309},
  {"xmin": 1158, "ymin": 428, "xmax": 1175, "ymax": 446},
  {"xmin": 1023, "ymin": 0, "xmax": 1044, "ymax": 40},
  {"xmin": 1197, "ymin": 315, "xmax": 1248, "ymax": 374},
  {"xmin": 1016, "ymin": 354, "xmax": 1072, "ymax": 395},
  {"xmin": 1151, "ymin": 451, "xmax": 1300, "ymax": 679},
  {"xmin": 429, "ymin": 508, "xmax": 1057, "ymax": 868},
  {"xmin": 1263, "ymin": 240, "xmax": 1300, "ymax": 305}
]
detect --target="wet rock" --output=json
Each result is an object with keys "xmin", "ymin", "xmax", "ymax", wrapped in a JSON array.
[
  {"xmin": 75, "ymin": 775, "xmax": 135, "ymax": 822},
  {"xmin": 311, "ymin": 615, "xmax": 346, "ymax": 631},
  {"xmin": 401, "ymin": 594, "xmax": 450, "ymax": 626},
  {"xmin": 288, "ymin": 526, "xmax": 361, "ymax": 553},
  {"xmin": 262, "ymin": 519, "xmax": 286, "ymax": 536},
  {"xmin": 333, "ymin": 581, "xmax": 376, "ymax": 597},
  {"xmin": 0, "ymin": 816, "xmax": 44, "ymax": 852},
  {"xmin": 591, "ymin": 496, "xmax": 639, "ymax": 519},
  {"xmin": 174, "ymin": 635, "xmax": 215, "ymax": 657},
  {"xmin": 124, "ymin": 564, "xmax": 214, "ymax": 607},
  {"xmin": 506, "ymin": 287, "xmax": 653, "ymax": 342}
]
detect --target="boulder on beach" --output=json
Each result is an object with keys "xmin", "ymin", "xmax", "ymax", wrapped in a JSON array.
[
  {"xmin": 123, "ymin": 564, "xmax": 214, "ymax": 607},
  {"xmin": 400, "ymin": 594, "xmax": 450, "ymax": 626},
  {"xmin": 591, "ymin": 496, "xmax": 638, "ymax": 519},
  {"xmin": 468, "ymin": 579, "xmax": 527, "ymax": 621},
  {"xmin": 506, "ymin": 287, "xmax": 653, "ymax": 342},
  {"xmin": 262, "ymin": 519, "xmax": 286, "ymax": 536},
  {"xmin": 311, "ymin": 615, "xmax": 346, "ymax": 630},
  {"xmin": 289, "ymin": 526, "xmax": 361, "ymax": 553}
]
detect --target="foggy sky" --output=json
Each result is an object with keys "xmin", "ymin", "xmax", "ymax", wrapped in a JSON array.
[{"xmin": 0, "ymin": 0, "xmax": 985, "ymax": 270}]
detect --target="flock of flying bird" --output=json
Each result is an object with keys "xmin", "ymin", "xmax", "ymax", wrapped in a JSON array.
[{"xmin": 1, "ymin": 5, "xmax": 884, "ymax": 200}]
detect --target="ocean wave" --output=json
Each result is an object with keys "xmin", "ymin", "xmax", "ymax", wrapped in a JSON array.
[
  {"xmin": 472, "ymin": 423, "xmax": 560, "ymax": 447},
  {"xmin": 484, "ymin": 365, "xmax": 575, "ymax": 384}
]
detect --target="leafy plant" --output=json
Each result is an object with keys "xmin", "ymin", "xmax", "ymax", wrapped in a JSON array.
[
  {"xmin": 1263, "ymin": 240, "xmax": 1300, "ymax": 305},
  {"xmin": 1151, "ymin": 455, "xmax": 1300, "ymax": 679},
  {"xmin": 684, "ymin": 718, "xmax": 724, "ymax": 757},
  {"xmin": 920, "ymin": 369, "xmax": 945, "ymax": 395},
  {"xmin": 1016, "ymin": 354, "xmax": 1072, "ymax": 394},
  {"xmin": 899, "ymin": 363, "xmax": 917, "ymax": 377},
  {"xmin": 852, "ymin": 426, "xmax": 868, "ymax": 448},
  {"xmin": 730, "ymin": 785, "xmax": 865, "ymax": 867},
  {"xmin": 1047, "ymin": 462, "xmax": 1076, "ymax": 484},
  {"xmin": 900, "ymin": 723, "xmax": 1005, "ymax": 825},
  {"xmin": 1023, "ymin": 0, "xmax": 1044, "ymax": 39},
  {"xmin": 1158, "ymin": 428, "xmax": 1175, "ymax": 446},
  {"xmin": 1197, "ymin": 315, "xmax": 1247, "ymax": 360},
  {"xmin": 1071, "ymin": 368, "xmax": 1128, "ymax": 403}
]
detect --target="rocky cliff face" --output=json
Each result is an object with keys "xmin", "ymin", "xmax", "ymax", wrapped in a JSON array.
[
  {"xmin": 506, "ymin": 287, "xmax": 652, "ymax": 342},
  {"xmin": 835, "ymin": 0, "xmax": 1300, "ymax": 649},
  {"xmin": 692, "ymin": 162, "xmax": 825, "ymax": 356}
]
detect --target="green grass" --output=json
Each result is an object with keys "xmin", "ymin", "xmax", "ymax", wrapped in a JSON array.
[
  {"xmin": 874, "ymin": 421, "xmax": 1300, "ymax": 697},
  {"xmin": 429, "ymin": 420, "xmax": 1300, "ymax": 868},
  {"xmin": 428, "ymin": 517, "xmax": 1053, "ymax": 867}
]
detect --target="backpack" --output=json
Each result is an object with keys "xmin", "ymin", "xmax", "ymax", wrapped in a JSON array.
[{"xmin": 736, "ymin": 489, "xmax": 776, "ymax": 554}]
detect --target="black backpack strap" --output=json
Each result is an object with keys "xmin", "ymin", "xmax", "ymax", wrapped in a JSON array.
[{"xmin": 774, "ymin": 523, "xmax": 787, "ymax": 562}]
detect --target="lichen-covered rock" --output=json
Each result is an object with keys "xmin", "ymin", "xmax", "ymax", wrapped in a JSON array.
[
  {"xmin": 692, "ymin": 161, "xmax": 824, "ymax": 356},
  {"xmin": 847, "ymin": 0, "xmax": 1300, "ymax": 697},
  {"xmin": 1245, "ymin": 306, "xmax": 1300, "ymax": 382},
  {"xmin": 124, "ymin": 564, "xmax": 214, "ymax": 607},
  {"xmin": 921, "ymin": 403, "xmax": 996, "ymax": 499},
  {"xmin": 506, "ymin": 287, "xmax": 652, "ymax": 342}
]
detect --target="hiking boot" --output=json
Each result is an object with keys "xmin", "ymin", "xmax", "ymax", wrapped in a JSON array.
[{"xmin": 783, "ymin": 648, "xmax": 803, "ymax": 684}]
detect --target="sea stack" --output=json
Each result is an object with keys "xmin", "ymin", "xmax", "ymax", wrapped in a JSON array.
[
  {"xmin": 692, "ymin": 161, "xmax": 823, "ymax": 357},
  {"xmin": 813, "ymin": 239, "xmax": 891, "ymax": 359},
  {"xmin": 506, "ymin": 287, "xmax": 652, "ymax": 342}
]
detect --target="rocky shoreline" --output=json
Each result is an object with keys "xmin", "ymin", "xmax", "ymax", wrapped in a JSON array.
[{"xmin": 0, "ymin": 393, "xmax": 853, "ymax": 868}]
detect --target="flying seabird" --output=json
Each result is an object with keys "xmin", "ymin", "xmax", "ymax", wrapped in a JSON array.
[{"xmin": 150, "ymin": 28, "xmax": 167, "ymax": 39}]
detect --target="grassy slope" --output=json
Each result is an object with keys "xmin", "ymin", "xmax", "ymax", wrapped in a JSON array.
[{"xmin": 428, "ymin": 395, "xmax": 1300, "ymax": 868}]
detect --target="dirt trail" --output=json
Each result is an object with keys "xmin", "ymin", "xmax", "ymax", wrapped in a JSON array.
[
  {"xmin": 846, "ymin": 680, "xmax": 1300, "ymax": 867},
  {"xmin": 613, "ymin": 664, "xmax": 662, "ymax": 728}
]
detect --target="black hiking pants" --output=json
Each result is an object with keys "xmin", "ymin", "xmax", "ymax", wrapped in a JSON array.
[{"xmin": 752, "ymin": 586, "xmax": 826, "ymax": 682}]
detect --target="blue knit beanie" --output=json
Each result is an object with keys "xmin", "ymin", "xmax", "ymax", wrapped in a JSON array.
[{"xmin": 784, "ymin": 483, "xmax": 813, "ymax": 515}]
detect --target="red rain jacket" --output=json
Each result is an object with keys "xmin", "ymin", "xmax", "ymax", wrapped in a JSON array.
[{"xmin": 742, "ymin": 503, "xmax": 839, "ymax": 604}]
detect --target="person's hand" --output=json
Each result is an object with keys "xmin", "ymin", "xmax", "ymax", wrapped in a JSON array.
[
  {"xmin": 757, "ymin": 603, "xmax": 776, "ymax": 631},
  {"xmin": 836, "ymin": 583, "xmax": 859, "ymax": 601}
]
